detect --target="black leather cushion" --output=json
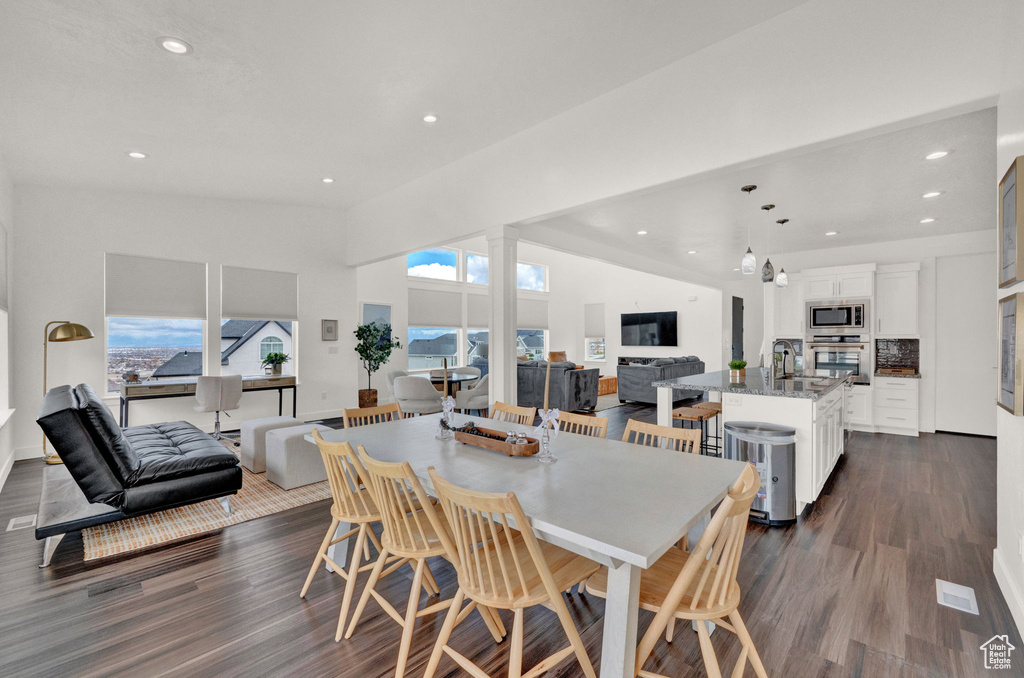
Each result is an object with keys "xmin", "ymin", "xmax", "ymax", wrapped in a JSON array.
[
  {"xmin": 126, "ymin": 421, "xmax": 240, "ymax": 486},
  {"xmin": 74, "ymin": 384, "xmax": 140, "ymax": 483},
  {"xmin": 37, "ymin": 385, "xmax": 125, "ymax": 507},
  {"xmin": 122, "ymin": 466, "xmax": 242, "ymax": 515}
]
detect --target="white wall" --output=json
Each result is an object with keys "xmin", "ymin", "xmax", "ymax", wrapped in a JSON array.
[
  {"xmin": 0, "ymin": 151, "xmax": 13, "ymax": 492},
  {"xmin": 10, "ymin": 186, "xmax": 354, "ymax": 460},
  {"xmin": 994, "ymin": 1, "xmax": 1024, "ymax": 634}
]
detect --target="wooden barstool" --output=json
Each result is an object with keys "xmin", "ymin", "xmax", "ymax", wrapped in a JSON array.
[
  {"xmin": 490, "ymin": 401, "xmax": 537, "ymax": 426},
  {"xmin": 585, "ymin": 464, "xmax": 767, "ymax": 678},
  {"xmin": 622, "ymin": 418, "xmax": 701, "ymax": 454},
  {"xmin": 343, "ymin": 403, "xmax": 404, "ymax": 428},
  {"xmin": 693, "ymin": 401, "xmax": 723, "ymax": 454},
  {"xmin": 671, "ymin": 406, "xmax": 716, "ymax": 456},
  {"xmin": 344, "ymin": 446, "xmax": 504, "ymax": 678},
  {"xmin": 423, "ymin": 467, "xmax": 600, "ymax": 678}
]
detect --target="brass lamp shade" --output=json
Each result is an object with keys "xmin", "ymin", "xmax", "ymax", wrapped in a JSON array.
[{"xmin": 47, "ymin": 322, "xmax": 94, "ymax": 343}]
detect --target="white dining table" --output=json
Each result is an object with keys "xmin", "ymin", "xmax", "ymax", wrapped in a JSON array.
[{"xmin": 306, "ymin": 412, "xmax": 746, "ymax": 678}]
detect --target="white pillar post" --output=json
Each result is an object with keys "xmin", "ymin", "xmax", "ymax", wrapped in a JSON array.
[{"xmin": 487, "ymin": 225, "xmax": 519, "ymax": 406}]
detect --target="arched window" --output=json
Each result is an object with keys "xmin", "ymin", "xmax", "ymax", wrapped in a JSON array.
[{"xmin": 260, "ymin": 336, "xmax": 283, "ymax": 360}]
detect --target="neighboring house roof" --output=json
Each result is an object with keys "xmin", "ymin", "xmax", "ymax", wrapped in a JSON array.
[
  {"xmin": 408, "ymin": 334, "xmax": 457, "ymax": 356},
  {"xmin": 520, "ymin": 334, "xmax": 544, "ymax": 348},
  {"xmin": 151, "ymin": 350, "xmax": 203, "ymax": 378},
  {"xmin": 152, "ymin": 320, "xmax": 294, "ymax": 377}
]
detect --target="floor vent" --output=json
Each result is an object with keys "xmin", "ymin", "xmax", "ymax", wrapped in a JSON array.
[
  {"xmin": 6, "ymin": 514, "xmax": 36, "ymax": 532},
  {"xmin": 936, "ymin": 579, "xmax": 980, "ymax": 615}
]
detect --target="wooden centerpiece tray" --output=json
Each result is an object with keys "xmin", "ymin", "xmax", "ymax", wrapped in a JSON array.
[{"xmin": 450, "ymin": 423, "xmax": 540, "ymax": 457}]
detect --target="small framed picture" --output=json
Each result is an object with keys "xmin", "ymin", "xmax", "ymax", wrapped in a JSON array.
[
  {"xmin": 321, "ymin": 319, "xmax": 338, "ymax": 341},
  {"xmin": 999, "ymin": 156, "xmax": 1024, "ymax": 287},
  {"xmin": 999, "ymin": 293, "xmax": 1024, "ymax": 414}
]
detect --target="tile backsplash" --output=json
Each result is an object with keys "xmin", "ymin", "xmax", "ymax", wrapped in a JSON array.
[{"xmin": 875, "ymin": 338, "xmax": 919, "ymax": 372}]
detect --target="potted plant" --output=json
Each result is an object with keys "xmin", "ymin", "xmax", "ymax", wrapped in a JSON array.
[
  {"xmin": 262, "ymin": 352, "xmax": 291, "ymax": 376},
  {"xmin": 729, "ymin": 359, "xmax": 747, "ymax": 380},
  {"xmin": 354, "ymin": 321, "xmax": 402, "ymax": 408}
]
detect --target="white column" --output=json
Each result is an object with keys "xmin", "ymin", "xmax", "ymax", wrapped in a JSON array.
[
  {"xmin": 487, "ymin": 226, "xmax": 519, "ymax": 405},
  {"xmin": 600, "ymin": 560, "xmax": 641, "ymax": 678},
  {"xmin": 657, "ymin": 386, "xmax": 674, "ymax": 427}
]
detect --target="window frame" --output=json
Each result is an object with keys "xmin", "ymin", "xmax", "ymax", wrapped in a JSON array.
[
  {"xmin": 260, "ymin": 335, "xmax": 284, "ymax": 361},
  {"xmin": 406, "ymin": 247, "xmax": 461, "ymax": 283},
  {"xmin": 105, "ymin": 316, "xmax": 206, "ymax": 394},
  {"xmin": 465, "ymin": 251, "xmax": 489, "ymax": 286},
  {"xmin": 407, "ymin": 326, "xmax": 462, "ymax": 372},
  {"xmin": 584, "ymin": 336, "xmax": 607, "ymax": 363}
]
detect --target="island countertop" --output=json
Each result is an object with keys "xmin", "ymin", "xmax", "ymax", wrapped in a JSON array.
[{"xmin": 653, "ymin": 367, "xmax": 854, "ymax": 400}]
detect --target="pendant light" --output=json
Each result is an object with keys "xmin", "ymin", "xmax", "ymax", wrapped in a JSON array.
[
  {"xmin": 740, "ymin": 185, "xmax": 757, "ymax": 274},
  {"xmin": 760, "ymin": 204, "xmax": 775, "ymax": 283},
  {"xmin": 775, "ymin": 218, "xmax": 789, "ymax": 288}
]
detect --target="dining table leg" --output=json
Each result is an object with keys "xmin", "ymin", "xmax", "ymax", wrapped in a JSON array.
[
  {"xmin": 324, "ymin": 520, "xmax": 351, "ymax": 573},
  {"xmin": 600, "ymin": 560, "xmax": 642, "ymax": 678}
]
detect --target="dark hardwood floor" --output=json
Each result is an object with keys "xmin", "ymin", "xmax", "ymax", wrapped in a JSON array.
[{"xmin": 0, "ymin": 405, "xmax": 1018, "ymax": 677}]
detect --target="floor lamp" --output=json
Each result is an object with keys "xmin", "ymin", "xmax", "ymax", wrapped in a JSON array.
[{"xmin": 43, "ymin": 321, "xmax": 94, "ymax": 464}]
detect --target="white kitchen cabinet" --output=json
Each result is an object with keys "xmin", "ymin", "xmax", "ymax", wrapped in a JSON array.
[
  {"xmin": 803, "ymin": 271, "xmax": 873, "ymax": 300},
  {"xmin": 875, "ymin": 270, "xmax": 919, "ymax": 336},
  {"xmin": 872, "ymin": 377, "xmax": 919, "ymax": 436},
  {"xmin": 774, "ymin": 276, "xmax": 804, "ymax": 337},
  {"xmin": 846, "ymin": 385, "xmax": 872, "ymax": 429},
  {"xmin": 804, "ymin": 275, "xmax": 836, "ymax": 300}
]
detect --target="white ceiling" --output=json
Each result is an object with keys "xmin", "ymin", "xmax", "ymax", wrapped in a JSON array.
[
  {"xmin": 519, "ymin": 107, "xmax": 996, "ymax": 280},
  {"xmin": 0, "ymin": 0, "xmax": 811, "ymax": 208}
]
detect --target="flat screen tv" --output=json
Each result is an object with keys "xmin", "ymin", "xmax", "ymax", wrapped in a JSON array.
[{"xmin": 621, "ymin": 311, "xmax": 678, "ymax": 347}]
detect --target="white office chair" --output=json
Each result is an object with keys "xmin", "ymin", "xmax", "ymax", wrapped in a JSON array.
[
  {"xmin": 385, "ymin": 369, "xmax": 409, "ymax": 399},
  {"xmin": 194, "ymin": 375, "xmax": 243, "ymax": 439},
  {"xmin": 452, "ymin": 366, "xmax": 481, "ymax": 388},
  {"xmin": 393, "ymin": 376, "xmax": 443, "ymax": 416},
  {"xmin": 455, "ymin": 374, "xmax": 489, "ymax": 415}
]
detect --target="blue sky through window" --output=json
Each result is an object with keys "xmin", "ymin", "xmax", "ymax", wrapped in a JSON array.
[
  {"xmin": 407, "ymin": 248, "xmax": 457, "ymax": 280},
  {"xmin": 107, "ymin": 318, "xmax": 203, "ymax": 347}
]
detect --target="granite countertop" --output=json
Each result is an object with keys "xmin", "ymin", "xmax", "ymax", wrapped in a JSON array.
[
  {"xmin": 654, "ymin": 367, "xmax": 854, "ymax": 400},
  {"xmin": 874, "ymin": 372, "xmax": 921, "ymax": 379}
]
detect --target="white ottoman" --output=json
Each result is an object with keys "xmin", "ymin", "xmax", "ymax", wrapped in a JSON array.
[
  {"xmin": 266, "ymin": 424, "xmax": 333, "ymax": 490},
  {"xmin": 240, "ymin": 416, "xmax": 301, "ymax": 473}
]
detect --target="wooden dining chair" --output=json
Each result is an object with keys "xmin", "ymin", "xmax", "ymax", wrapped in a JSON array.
[
  {"xmin": 301, "ymin": 430, "xmax": 415, "ymax": 641},
  {"xmin": 585, "ymin": 464, "xmax": 766, "ymax": 678},
  {"xmin": 490, "ymin": 401, "xmax": 537, "ymax": 426},
  {"xmin": 344, "ymin": 447, "xmax": 505, "ymax": 678},
  {"xmin": 423, "ymin": 467, "xmax": 600, "ymax": 678},
  {"xmin": 343, "ymin": 402, "xmax": 403, "ymax": 428},
  {"xmin": 552, "ymin": 410, "xmax": 609, "ymax": 438},
  {"xmin": 622, "ymin": 419, "xmax": 701, "ymax": 453}
]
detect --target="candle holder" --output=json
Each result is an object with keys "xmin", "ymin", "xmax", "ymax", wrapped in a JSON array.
[
  {"xmin": 535, "ymin": 409, "xmax": 558, "ymax": 464},
  {"xmin": 436, "ymin": 396, "xmax": 455, "ymax": 441}
]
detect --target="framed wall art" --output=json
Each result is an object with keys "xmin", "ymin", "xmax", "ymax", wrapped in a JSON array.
[
  {"xmin": 999, "ymin": 156, "xmax": 1024, "ymax": 287},
  {"xmin": 361, "ymin": 302, "xmax": 392, "ymax": 341},
  {"xmin": 998, "ymin": 293, "xmax": 1024, "ymax": 415},
  {"xmin": 321, "ymin": 319, "xmax": 338, "ymax": 341}
]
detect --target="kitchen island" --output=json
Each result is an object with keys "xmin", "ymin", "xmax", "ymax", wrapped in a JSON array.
[{"xmin": 655, "ymin": 368, "xmax": 854, "ymax": 511}]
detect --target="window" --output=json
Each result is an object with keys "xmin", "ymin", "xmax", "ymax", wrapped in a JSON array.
[
  {"xmin": 517, "ymin": 262, "xmax": 546, "ymax": 291},
  {"xmin": 466, "ymin": 253, "xmax": 488, "ymax": 285},
  {"xmin": 585, "ymin": 337, "xmax": 606, "ymax": 362},
  {"xmin": 408, "ymin": 327, "xmax": 460, "ymax": 370},
  {"xmin": 221, "ymin": 319, "xmax": 294, "ymax": 377},
  {"xmin": 260, "ymin": 336, "xmax": 284, "ymax": 360},
  {"xmin": 106, "ymin": 317, "xmax": 204, "ymax": 393},
  {"xmin": 517, "ymin": 329, "xmax": 546, "ymax": 361},
  {"xmin": 407, "ymin": 248, "xmax": 458, "ymax": 281},
  {"xmin": 466, "ymin": 329, "xmax": 489, "ymax": 376}
]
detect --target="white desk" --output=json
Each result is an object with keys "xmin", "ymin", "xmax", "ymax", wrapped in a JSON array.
[{"xmin": 307, "ymin": 413, "xmax": 745, "ymax": 678}]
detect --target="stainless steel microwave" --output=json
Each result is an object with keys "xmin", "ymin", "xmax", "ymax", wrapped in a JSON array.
[{"xmin": 806, "ymin": 301, "xmax": 868, "ymax": 332}]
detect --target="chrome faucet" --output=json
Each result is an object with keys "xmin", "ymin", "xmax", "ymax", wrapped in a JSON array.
[{"xmin": 772, "ymin": 339, "xmax": 797, "ymax": 379}]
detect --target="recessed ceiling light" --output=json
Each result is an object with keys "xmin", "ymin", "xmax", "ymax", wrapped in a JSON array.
[
  {"xmin": 925, "ymin": 151, "xmax": 948, "ymax": 160},
  {"xmin": 687, "ymin": 250, "xmax": 697, "ymax": 254},
  {"xmin": 825, "ymin": 231, "xmax": 838, "ymax": 236},
  {"xmin": 920, "ymin": 218, "xmax": 935, "ymax": 224},
  {"xmin": 157, "ymin": 37, "xmax": 192, "ymax": 55},
  {"xmin": 322, "ymin": 177, "xmax": 334, "ymax": 184},
  {"xmin": 637, "ymin": 230, "xmax": 648, "ymax": 235},
  {"xmin": 733, "ymin": 268, "xmax": 740, "ymax": 271},
  {"xmin": 127, "ymin": 151, "xmax": 147, "ymax": 159},
  {"xmin": 922, "ymin": 191, "xmax": 942, "ymax": 198},
  {"xmin": 422, "ymin": 114, "xmax": 438, "ymax": 123}
]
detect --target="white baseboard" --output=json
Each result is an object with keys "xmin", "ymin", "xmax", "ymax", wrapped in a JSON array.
[
  {"xmin": 0, "ymin": 449, "xmax": 13, "ymax": 495},
  {"xmin": 15, "ymin": 445, "xmax": 42, "ymax": 461},
  {"xmin": 994, "ymin": 548, "xmax": 1024, "ymax": 635},
  {"xmin": 298, "ymin": 408, "xmax": 345, "ymax": 422}
]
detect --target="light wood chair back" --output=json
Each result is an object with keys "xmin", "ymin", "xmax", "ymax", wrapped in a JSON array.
[
  {"xmin": 621, "ymin": 419, "xmax": 701, "ymax": 453},
  {"xmin": 356, "ymin": 445, "xmax": 451, "ymax": 560},
  {"xmin": 312, "ymin": 429, "xmax": 378, "ymax": 522},
  {"xmin": 634, "ymin": 464, "xmax": 761, "ymax": 670},
  {"xmin": 548, "ymin": 351, "xmax": 568, "ymax": 363},
  {"xmin": 343, "ymin": 402, "xmax": 403, "ymax": 428},
  {"xmin": 428, "ymin": 467, "xmax": 553, "ymax": 607},
  {"xmin": 552, "ymin": 410, "xmax": 608, "ymax": 438},
  {"xmin": 490, "ymin": 401, "xmax": 536, "ymax": 426}
]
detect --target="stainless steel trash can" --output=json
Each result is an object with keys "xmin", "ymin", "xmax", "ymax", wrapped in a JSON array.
[{"xmin": 724, "ymin": 421, "xmax": 797, "ymax": 526}]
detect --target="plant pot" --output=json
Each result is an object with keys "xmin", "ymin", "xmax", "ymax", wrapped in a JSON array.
[
  {"xmin": 272, "ymin": 364, "xmax": 282, "ymax": 376},
  {"xmin": 359, "ymin": 389, "xmax": 378, "ymax": 408},
  {"xmin": 730, "ymin": 369, "xmax": 746, "ymax": 380}
]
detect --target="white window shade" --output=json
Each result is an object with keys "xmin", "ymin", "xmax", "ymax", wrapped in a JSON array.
[
  {"xmin": 222, "ymin": 265, "xmax": 298, "ymax": 320},
  {"xmin": 584, "ymin": 303, "xmax": 605, "ymax": 336},
  {"xmin": 105, "ymin": 253, "xmax": 207, "ymax": 319},
  {"xmin": 517, "ymin": 297, "xmax": 549, "ymax": 329},
  {"xmin": 0, "ymin": 225, "xmax": 8, "ymax": 312},
  {"xmin": 408, "ymin": 288, "xmax": 463, "ymax": 327},
  {"xmin": 467, "ymin": 293, "xmax": 490, "ymax": 328}
]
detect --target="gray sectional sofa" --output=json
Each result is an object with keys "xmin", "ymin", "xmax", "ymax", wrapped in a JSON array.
[
  {"xmin": 517, "ymin": 361, "xmax": 599, "ymax": 412},
  {"xmin": 616, "ymin": 356, "xmax": 705, "ymax": 405}
]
